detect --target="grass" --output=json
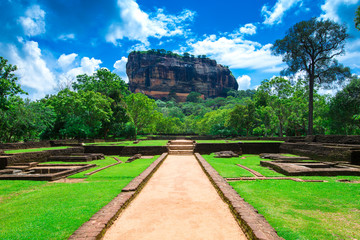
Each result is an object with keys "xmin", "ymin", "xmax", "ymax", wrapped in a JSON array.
[
  {"xmin": 230, "ymin": 180, "xmax": 360, "ymax": 240},
  {"xmin": 195, "ymin": 140, "xmax": 284, "ymax": 143},
  {"xmin": 84, "ymin": 140, "xmax": 168, "ymax": 146},
  {"xmin": 0, "ymin": 155, "xmax": 158, "ymax": 240},
  {"xmin": 203, "ymin": 153, "xmax": 360, "ymax": 239},
  {"xmin": 4, "ymin": 146, "xmax": 70, "ymax": 154},
  {"xmin": 203, "ymin": 154, "xmax": 284, "ymax": 177}
]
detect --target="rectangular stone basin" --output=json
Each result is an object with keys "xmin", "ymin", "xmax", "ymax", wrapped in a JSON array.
[
  {"xmin": 0, "ymin": 164, "xmax": 95, "ymax": 181},
  {"xmin": 261, "ymin": 161, "xmax": 360, "ymax": 176}
]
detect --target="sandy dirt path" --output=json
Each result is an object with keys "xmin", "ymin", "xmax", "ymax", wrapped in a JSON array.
[{"xmin": 103, "ymin": 155, "xmax": 247, "ymax": 240}]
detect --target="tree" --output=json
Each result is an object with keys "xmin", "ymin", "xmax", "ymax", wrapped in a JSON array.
[
  {"xmin": 355, "ymin": 6, "xmax": 360, "ymax": 30},
  {"xmin": 254, "ymin": 106, "xmax": 278, "ymax": 137},
  {"xmin": 44, "ymin": 89, "xmax": 113, "ymax": 139},
  {"xmin": 0, "ymin": 97, "xmax": 31, "ymax": 142},
  {"xmin": 256, "ymin": 77, "xmax": 292, "ymax": 136},
  {"xmin": 125, "ymin": 93, "xmax": 159, "ymax": 139},
  {"xmin": 196, "ymin": 109, "xmax": 234, "ymax": 136},
  {"xmin": 328, "ymin": 77, "xmax": 360, "ymax": 134},
  {"xmin": 73, "ymin": 68, "xmax": 130, "ymax": 137},
  {"xmin": 272, "ymin": 18, "xmax": 350, "ymax": 135},
  {"xmin": 186, "ymin": 92, "xmax": 202, "ymax": 103},
  {"xmin": 226, "ymin": 99, "xmax": 257, "ymax": 136},
  {"xmin": 0, "ymin": 56, "xmax": 27, "ymax": 110},
  {"xmin": 0, "ymin": 97, "xmax": 55, "ymax": 142}
]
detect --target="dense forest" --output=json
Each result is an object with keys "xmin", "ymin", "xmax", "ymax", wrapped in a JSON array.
[{"xmin": 1, "ymin": 55, "xmax": 359, "ymax": 143}]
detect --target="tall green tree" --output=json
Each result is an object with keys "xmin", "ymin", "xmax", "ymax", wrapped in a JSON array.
[
  {"xmin": 0, "ymin": 97, "xmax": 31, "ymax": 142},
  {"xmin": 355, "ymin": 6, "xmax": 360, "ymax": 30},
  {"xmin": 73, "ymin": 68, "xmax": 129, "ymax": 100},
  {"xmin": 271, "ymin": 18, "xmax": 350, "ymax": 135},
  {"xmin": 0, "ymin": 56, "xmax": 27, "ymax": 110},
  {"xmin": 44, "ymin": 89, "xmax": 113, "ymax": 139},
  {"xmin": 0, "ymin": 97, "xmax": 55, "ymax": 142},
  {"xmin": 328, "ymin": 77, "xmax": 360, "ymax": 134},
  {"xmin": 73, "ymin": 68, "xmax": 130, "ymax": 137},
  {"xmin": 256, "ymin": 77, "xmax": 292, "ymax": 136},
  {"xmin": 226, "ymin": 99, "xmax": 257, "ymax": 136},
  {"xmin": 125, "ymin": 93, "xmax": 159, "ymax": 139}
]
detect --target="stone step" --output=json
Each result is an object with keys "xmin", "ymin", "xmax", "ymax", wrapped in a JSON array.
[
  {"xmin": 168, "ymin": 150, "xmax": 194, "ymax": 155},
  {"xmin": 168, "ymin": 140, "xmax": 194, "ymax": 145},
  {"xmin": 167, "ymin": 145, "xmax": 194, "ymax": 150}
]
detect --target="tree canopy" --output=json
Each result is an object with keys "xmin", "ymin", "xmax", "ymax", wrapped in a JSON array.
[
  {"xmin": 272, "ymin": 18, "xmax": 350, "ymax": 135},
  {"xmin": 355, "ymin": 6, "xmax": 360, "ymax": 30},
  {"xmin": 125, "ymin": 93, "xmax": 159, "ymax": 139},
  {"xmin": 0, "ymin": 56, "xmax": 27, "ymax": 110}
]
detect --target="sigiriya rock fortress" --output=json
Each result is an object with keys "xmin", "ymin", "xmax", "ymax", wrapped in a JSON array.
[{"xmin": 126, "ymin": 51, "xmax": 238, "ymax": 101}]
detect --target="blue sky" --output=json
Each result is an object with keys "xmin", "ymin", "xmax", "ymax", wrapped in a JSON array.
[{"xmin": 1, "ymin": 0, "xmax": 360, "ymax": 99}]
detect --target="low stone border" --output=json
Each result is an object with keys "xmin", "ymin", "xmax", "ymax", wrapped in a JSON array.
[
  {"xmin": 236, "ymin": 164, "xmax": 264, "ymax": 177},
  {"xmin": 1, "ymin": 147, "xmax": 84, "ymax": 167},
  {"xmin": 194, "ymin": 153, "xmax": 283, "ymax": 240},
  {"xmin": 261, "ymin": 160, "xmax": 360, "ymax": 176},
  {"xmin": 84, "ymin": 160, "xmax": 121, "ymax": 176},
  {"xmin": 0, "ymin": 164, "xmax": 95, "ymax": 181},
  {"xmin": 84, "ymin": 145, "xmax": 167, "ymax": 156},
  {"xmin": 226, "ymin": 177, "xmax": 326, "ymax": 183},
  {"xmin": 68, "ymin": 153, "xmax": 168, "ymax": 240}
]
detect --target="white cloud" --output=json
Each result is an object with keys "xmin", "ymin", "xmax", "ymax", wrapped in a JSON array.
[
  {"xmin": 261, "ymin": 0, "xmax": 302, "ymax": 25},
  {"xmin": 106, "ymin": 0, "xmax": 195, "ymax": 46},
  {"xmin": 239, "ymin": 23, "xmax": 257, "ymax": 35},
  {"xmin": 7, "ymin": 41, "xmax": 56, "ymax": 98},
  {"xmin": 57, "ymin": 53, "xmax": 78, "ymax": 70},
  {"xmin": 62, "ymin": 57, "xmax": 101, "ymax": 79},
  {"xmin": 113, "ymin": 56, "xmax": 129, "ymax": 83},
  {"xmin": 128, "ymin": 43, "xmax": 149, "ymax": 52},
  {"xmin": 19, "ymin": 5, "xmax": 46, "ymax": 36},
  {"xmin": 320, "ymin": 0, "xmax": 359, "ymax": 23},
  {"xmin": 58, "ymin": 56, "xmax": 102, "ymax": 90},
  {"xmin": 188, "ymin": 35, "xmax": 283, "ymax": 72},
  {"xmin": 237, "ymin": 75, "xmax": 251, "ymax": 90},
  {"xmin": 58, "ymin": 33, "xmax": 75, "ymax": 41}
]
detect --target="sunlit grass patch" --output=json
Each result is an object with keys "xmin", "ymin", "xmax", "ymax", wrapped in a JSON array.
[
  {"xmin": 0, "ymin": 155, "xmax": 158, "ymax": 239},
  {"xmin": 4, "ymin": 146, "xmax": 70, "ymax": 154},
  {"xmin": 230, "ymin": 179, "xmax": 360, "ymax": 240},
  {"xmin": 203, "ymin": 154, "xmax": 284, "ymax": 177},
  {"xmin": 203, "ymin": 153, "xmax": 360, "ymax": 240}
]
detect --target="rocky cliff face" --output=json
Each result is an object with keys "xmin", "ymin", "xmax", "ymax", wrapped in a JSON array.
[{"xmin": 126, "ymin": 52, "xmax": 238, "ymax": 101}]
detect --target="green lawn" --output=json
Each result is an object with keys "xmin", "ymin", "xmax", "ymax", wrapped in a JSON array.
[
  {"xmin": 4, "ymin": 146, "xmax": 70, "ymax": 154},
  {"xmin": 230, "ymin": 180, "xmax": 360, "ymax": 240},
  {"xmin": 203, "ymin": 154, "xmax": 360, "ymax": 240},
  {"xmin": 195, "ymin": 140, "xmax": 284, "ymax": 143},
  {"xmin": 85, "ymin": 140, "xmax": 168, "ymax": 146},
  {"xmin": 203, "ymin": 154, "xmax": 284, "ymax": 177},
  {"xmin": 0, "ymin": 155, "xmax": 158, "ymax": 240}
]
